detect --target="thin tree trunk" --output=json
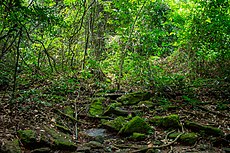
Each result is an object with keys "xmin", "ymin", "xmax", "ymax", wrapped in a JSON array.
[{"xmin": 11, "ymin": 29, "xmax": 22, "ymax": 101}]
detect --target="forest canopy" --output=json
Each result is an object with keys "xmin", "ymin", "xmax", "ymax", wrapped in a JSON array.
[{"xmin": 1, "ymin": 0, "xmax": 229, "ymax": 89}]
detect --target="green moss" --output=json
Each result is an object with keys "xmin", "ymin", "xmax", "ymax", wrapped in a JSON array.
[
  {"xmin": 17, "ymin": 130, "xmax": 36, "ymax": 145},
  {"xmin": 180, "ymin": 133, "xmax": 198, "ymax": 145},
  {"xmin": 185, "ymin": 121, "xmax": 224, "ymax": 137},
  {"xmin": 89, "ymin": 97, "xmax": 106, "ymax": 116},
  {"xmin": 118, "ymin": 92, "xmax": 151, "ymax": 105},
  {"xmin": 102, "ymin": 116, "xmax": 126, "ymax": 131},
  {"xmin": 1, "ymin": 139, "xmax": 21, "ymax": 153},
  {"xmin": 169, "ymin": 132, "xmax": 198, "ymax": 145},
  {"xmin": 131, "ymin": 133, "xmax": 146, "ymax": 140},
  {"xmin": 119, "ymin": 116, "xmax": 153, "ymax": 135},
  {"xmin": 150, "ymin": 114, "xmax": 181, "ymax": 129},
  {"xmin": 55, "ymin": 124, "xmax": 72, "ymax": 134},
  {"xmin": 138, "ymin": 101, "xmax": 154, "ymax": 108},
  {"xmin": 44, "ymin": 126, "xmax": 77, "ymax": 150},
  {"xmin": 63, "ymin": 106, "xmax": 74, "ymax": 117}
]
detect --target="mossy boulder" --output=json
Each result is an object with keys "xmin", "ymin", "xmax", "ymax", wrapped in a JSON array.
[
  {"xmin": 89, "ymin": 97, "xmax": 106, "ymax": 116},
  {"xmin": 104, "ymin": 103, "xmax": 135, "ymax": 116},
  {"xmin": 169, "ymin": 132, "xmax": 198, "ymax": 145},
  {"xmin": 17, "ymin": 130, "xmax": 37, "ymax": 148},
  {"xmin": 117, "ymin": 92, "xmax": 151, "ymax": 105},
  {"xmin": 43, "ymin": 126, "xmax": 77, "ymax": 150},
  {"xmin": 138, "ymin": 101, "xmax": 155, "ymax": 108},
  {"xmin": 17, "ymin": 127, "xmax": 77, "ymax": 151},
  {"xmin": 0, "ymin": 139, "xmax": 21, "ymax": 153},
  {"xmin": 185, "ymin": 121, "xmax": 224, "ymax": 137},
  {"xmin": 130, "ymin": 132, "xmax": 146, "ymax": 141},
  {"xmin": 63, "ymin": 106, "xmax": 74, "ymax": 117},
  {"xmin": 150, "ymin": 114, "xmax": 181, "ymax": 129},
  {"xmin": 102, "ymin": 116, "xmax": 126, "ymax": 131},
  {"xmin": 119, "ymin": 116, "xmax": 153, "ymax": 135}
]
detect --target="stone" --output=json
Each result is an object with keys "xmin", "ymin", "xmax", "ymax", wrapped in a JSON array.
[
  {"xmin": 31, "ymin": 147, "xmax": 51, "ymax": 153},
  {"xmin": 0, "ymin": 139, "xmax": 21, "ymax": 153},
  {"xmin": 89, "ymin": 97, "xmax": 106, "ymax": 116},
  {"xmin": 85, "ymin": 141, "xmax": 103, "ymax": 149},
  {"xmin": 138, "ymin": 101, "xmax": 154, "ymax": 108},
  {"xmin": 130, "ymin": 132, "xmax": 146, "ymax": 140},
  {"xmin": 150, "ymin": 114, "xmax": 181, "ymax": 129},
  {"xmin": 102, "ymin": 116, "xmax": 126, "ymax": 131},
  {"xmin": 17, "ymin": 127, "xmax": 77, "ymax": 151},
  {"xmin": 185, "ymin": 121, "xmax": 224, "ymax": 137},
  {"xmin": 169, "ymin": 132, "xmax": 198, "ymax": 145},
  {"xmin": 17, "ymin": 130, "xmax": 37, "ymax": 148},
  {"xmin": 119, "ymin": 116, "xmax": 153, "ymax": 135},
  {"xmin": 43, "ymin": 126, "xmax": 77, "ymax": 150},
  {"xmin": 117, "ymin": 92, "xmax": 151, "ymax": 105}
]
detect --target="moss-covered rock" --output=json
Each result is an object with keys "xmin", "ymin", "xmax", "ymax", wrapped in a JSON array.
[
  {"xmin": 0, "ymin": 139, "xmax": 21, "ymax": 153},
  {"xmin": 185, "ymin": 121, "xmax": 224, "ymax": 137},
  {"xmin": 17, "ymin": 130, "xmax": 36, "ymax": 148},
  {"xmin": 104, "ymin": 103, "xmax": 136, "ymax": 116},
  {"xmin": 43, "ymin": 126, "xmax": 77, "ymax": 150},
  {"xmin": 138, "ymin": 101, "xmax": 154, "ymax": 108},
  {"xmin": 150, "ymin": 114, "xmax": 181, "ymax": 129},
  {"xmin": 17, "ymin": 127, "xmax": 77, "ymax": 151},
  {"xmin": 119, "ymin": 116, "xmax": 153, "ymax": 135},
  {"xmin": 102, "ymin": 116, "xmax": 126, "ymax": 131},
  {"xmin": 31, "ymin": 147, "xmax": 51, "ymax": 153},
  {"xmin": 63, "ymin": 106, "xmax": 74, "ymax": 117},
  {"xmin": 89, "ymin": 97, "xmax": 106, "ymax": 116},
  {"xmin": 117, "ymin": 92, "xmax": 151, "ymax": 105},
  {"xmin": 85, "ymin": 141, "xmax": 103, "ymax": 149},
  {"xmin": 130, "ymin": 132, "xmax": 146, "ymax": 141},
  {"xmin": 169, "ymin": 132, "xmax": 198, "ymax": 145}
]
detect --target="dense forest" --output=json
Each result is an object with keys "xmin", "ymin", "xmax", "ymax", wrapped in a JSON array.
[{"xmin": 0, "ymin": 0, "xmax": 229, "ymax": 152}]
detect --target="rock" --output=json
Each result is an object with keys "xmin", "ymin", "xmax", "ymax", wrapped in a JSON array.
[
  {"xmin": 31, "ymin": 147, "xmax": 51, "ymax": 153},
  {"xmin": 169, "ymin": 132, "xmax": 198, "ymax": 145},
  {"xmin": 103, "ymin": 93, "xmax": 124, "ymax": 100},
  {"xmin": 63, "ymin": 106, "xmax": 74, "ymax": 117},
  {"xmin": 150, "ymin": 114, "xmax": 181, "ymax": 129},
  {"xmin": 17, "ymin": 127, "xmax": 77, "ymax": 151},
  {"xmin": 43, "ymin": 126, "xmax": 77, "ymax": 150},
  {"xmin": 130, "ymin": 132, "xmax": 146, "ymax": 141},
  {"xmin": 84, "ymin": 128, "xmax": 107, "ymax": 137},
  {"xmin": 185, "ymin": 121, "xmax": 224, "ymax": 137},
  {"xmin": 89, "ymin": 97, "xmax": 106, "ymax": 116},
  {"xmin": 104, "ymin": 103, "xmax": 138, "ymax": 116},
  {"xmin": 223, "ymin": 147, "xmax": 230, "ymax": 153},
  {"xmin": 85, "ymin": 141, "xmax": 103, "ymax": 149},
  {"xmin": 102, "ymin": 116, "xmax": 126, "ymax": 131},
  {"xmin": 82, "ymin": 128, "xmax": 107, "ymax": 143},
  {"xmin": 0, "ymin": 139, "xmax": 21, "ymax": 153},
  {"xmin": 211, "ymin": 136, "xmax": 229, "ymax": 147},
  {"xmin": 77, "ymin": 145, "xmax": 91, "ymax": 153},
  {"xmin": 138, "ymin": 101, "xmax": 155, "ymax": 108},
  {"xmin": 119, "ymin": 116, "xmax": 153, "ymax": 135},
  {"xmin": 17, "ymin": 130, "xmax": 37, "ymax": 148},
  {"xmin": 117, "ymin": 92, "xmax": 151, "ymax": 105}
]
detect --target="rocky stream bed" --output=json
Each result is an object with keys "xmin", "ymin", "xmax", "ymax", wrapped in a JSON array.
[{"xmin": 0, "ymin": 91, "xmax": 229, "ymax": 153}]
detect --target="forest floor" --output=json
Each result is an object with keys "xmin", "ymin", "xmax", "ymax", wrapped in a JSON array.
[{"xmin": 0, "ymin": 74, "xmax": 229, "ymax": 153}]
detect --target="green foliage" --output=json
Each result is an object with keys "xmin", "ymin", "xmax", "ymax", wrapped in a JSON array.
[{"xmin": 1, "ymin": 0, "xmax": 229, "ymax": 102}]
